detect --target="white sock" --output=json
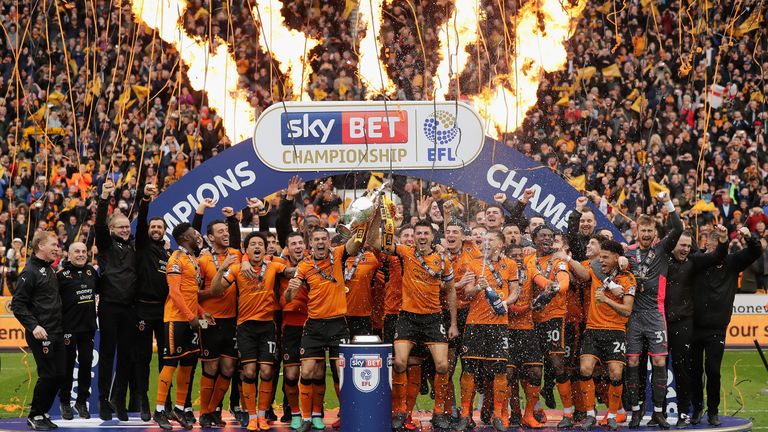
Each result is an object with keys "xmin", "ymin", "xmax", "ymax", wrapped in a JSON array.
[
  {"xmin": 618, "ymin": 408, "xmax": 626, "ymax": 414},
  {"xmin": 654, "ymin": 407, "xmax": 663, "ymax": 413},
  {"xmin": 587, "ymin": 410, "xmax": 596, "ymax": 417},
  {"xmin": 184, "ymin": 407, "xmax": 193, "ymax": 412},
  {"xmin": 156, "ymin": 404, "xmax": 165, "ymax": 412},
  {"xmin": 250, "ymin": 414, "xmax": 258, "ymax": 420},
  {"xmin": 632, "ymin": 405, "xmax": 640, "ymax": 411},
  {"xmin": 258, "ymin": 410, "xmax": 265, "ymax": 417},
  {"xmin": 607, "ymin": 413, "xmax": 616, "ymax": 419},
  {"xmin": 175, "ymin": 404, "xmax": 184, "ymax": 411}
]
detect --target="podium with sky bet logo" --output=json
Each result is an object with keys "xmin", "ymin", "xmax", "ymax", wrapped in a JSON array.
[{"xmin": 338, "ymin": 336, "xmax": 393, "ymax": 431}]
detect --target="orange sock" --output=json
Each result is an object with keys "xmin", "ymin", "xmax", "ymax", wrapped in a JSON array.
[
  {"xmin": 199, "ymin": 372, "xmax": 216, "ymax": 414},
  {"xmin": 156, "ymin": 365, "xmax": 177, "ymax": 408},
  {"xmin": 459, "ymin": 372, "xmax": 476, "ymax": 416},
  {"xmin": 556, "ymin": 379, "xmax": 574, "ymax": 413},
  {"xmin": 258, "ymin": 377, "xmax": 274, "ymax": 412},
  {"xmin": 243, "ymin": 377, "xmax": 257, "ymax": 415},
  {"xmin": 312, "ymin": 380, "xmax": 326, "ymax": 415},
  {"xmin": 493, "ymin": 374, "xmax": 508, "ymax": 419},
  {"xmin": 433, "ymin": 373, "xmax": 449, "ymax": 415},
  {"xmin": 406, "ymin": 365, "xmax": 421, "ymax": 414},
  {"xmin": 285, "ymin": 380, "xmax": 300, "ymax": 414},
  {"xmin": 581, "ymin": 377, "xmax": 595, "ymax": 412},
  {"xmin": 176, "ymin": 365, "xmax": 193, "ymax": 408},
  {"xmin": 608, "ymin": 382, "xmax": 623, "ymax": 414},
  {"xmin": 392, "ymin": 370, "xmax": 407, "ymax": 413},
  {"xmin": 574, "ymin": 378, "xmax": 585, "ymax": 412},
  {"xmin": 299, "ymin": 379, "xmax": 313, "ymax": 419},
  {"xmin": 523, "ymin": 382, "xmax": 540, "ymax": 417},
  {"xmin": 207, "ymin": 374, "xmax": 231, "ymax": 414}
]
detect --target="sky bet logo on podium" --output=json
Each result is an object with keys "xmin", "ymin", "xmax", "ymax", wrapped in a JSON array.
[
  {"xmin": 423, "ymin": 110, "xmax": 460, "ymax": 162},
  {"xmin": 253, "ymin": 101, "xmax": 485, "ymax": 172}
]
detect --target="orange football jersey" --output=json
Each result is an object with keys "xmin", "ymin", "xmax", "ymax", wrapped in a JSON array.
[
  {"xmin": 165, "ymin": 250, "xmax": 202, "ymax": 322},
  {"xmin": 397, "ymin": 245, "xmax": 454, "ymax": 315},
  {"xmin": 294, "ymin": 246, "xmax": 347, "ymax": 319},
  {"xmin": 199, "ymin": 248, "xmax": 243, "ymax": 319},
  {"xmin": 585, "ymin": 269, "xmax": 636, "ymax": 331},
  {"xmin": 526, "ymin": 254, "xmax": 569, "ymax": 323},
  {"xmin": 465, "ymin": 256, "xmax": 518, "ymax": 325}
]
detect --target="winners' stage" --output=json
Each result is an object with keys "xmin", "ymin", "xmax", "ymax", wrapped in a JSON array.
[{"xmin": 0, "ymin": 410, "xmax": 753, "ymax": 431}]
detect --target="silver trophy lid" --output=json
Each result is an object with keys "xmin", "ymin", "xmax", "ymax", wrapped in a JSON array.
[{"xmin": 352, "ymin": 335, "xmax": 382, "ymax": 344}]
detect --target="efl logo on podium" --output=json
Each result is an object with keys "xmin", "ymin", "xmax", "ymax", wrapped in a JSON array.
[{"xmin": 351, "ymin": 354, "xmax": 382, "ymax": 393}]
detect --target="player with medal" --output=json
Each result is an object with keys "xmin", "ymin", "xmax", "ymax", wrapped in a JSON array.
[
  {"xmin": 625, "ymin": 192, "xmax": 683, "ymax": 428},
  {"xmin": 284, "ymin": 186, "xmax": 383, "ymax": 432}
]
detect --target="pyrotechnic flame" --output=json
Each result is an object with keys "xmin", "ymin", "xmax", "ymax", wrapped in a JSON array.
[
  {"xmin": 357, "ymin": 0, "xmax": 397, "ymax": 97},
  {"xmin": 130, "ymin": 0, "xmax": 256, "ymax": 143},
  {"xmin": 252, "ymin": 0, "xmax": 320, "ymax": 101},
  {"xmin": 472, "ymin": 0, "xmax": 587, "ymax": 138},
  {"xmin": 434, "ymin": 0, "xmax": 481, "ymax": 100}
]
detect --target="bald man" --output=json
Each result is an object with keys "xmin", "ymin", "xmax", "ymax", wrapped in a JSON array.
[{"xmin": 57, "ymin": 242, "xmax": 99, "ymax": 420}]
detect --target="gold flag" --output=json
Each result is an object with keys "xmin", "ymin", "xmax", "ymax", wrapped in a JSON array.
[
  {"xmin": 602, "ymin": 63, "xmax": 621, "ymax": 78},
  {"xmin": 649, "ymin": 180, "xmax": 670, "ymax": 196},
  {"xmin": 568, "ymin": 175, "xmax": 586, "ymax": 191}
]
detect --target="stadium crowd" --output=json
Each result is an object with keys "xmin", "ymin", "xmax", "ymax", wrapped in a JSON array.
[{"xmin": 3, "ymin": 0, "xmax": 768, "ymax": 430}]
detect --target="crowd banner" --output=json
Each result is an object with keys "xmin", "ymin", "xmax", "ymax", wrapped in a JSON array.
[{"xmin": 142, "ymin": 101, "xmax": 624, "ymax": 242}]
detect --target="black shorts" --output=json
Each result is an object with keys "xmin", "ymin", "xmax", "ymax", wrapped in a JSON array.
[
  {"xmin": 564, "ymin": 321, "xmax": 581, "ymax": 367},
  {"xmin": 237, "ymin": 321, "xmax": 277, "ymax": 365},
  {"xmin": 281, "ymin": 325, "xmax": 303, "ymax": 366},
  {"xmin": 442, "ymin": 307, "xmax": 469, "ymax": 349},
  {"xmin": 347, "ymin": 316, "xmax": 373, "ymax": 337},
  {"xmin": 461, "ymin": 324, "xmax": 508, "ymax": 363},
  {"xmin": 580, "ymin": 329, "xmax": 627, "ymax": 364},
  {"xmin": 534, "ymin": 318, "xmax": 565, "ymax": 355},
  {"xmin": 163, "ymin": 321, "xmax": 200, "ymax": 359},
  {"xmin": 508, "ymin": 328, "xmax": 544, "ymax": 367},
  {"xmin": 200, "ymin": 317, "xmax": 238, "ymax": 361},
  {"xmin": 300, "ymin": 317, "xmax": 350, "ymax": 360},
  {"xmin": 383, "ymin": 314, "xmax": 398, "ymax": 345},
  {"xmin": 395, "ymin": 311, "xmax": 447, "ymax": 345}
]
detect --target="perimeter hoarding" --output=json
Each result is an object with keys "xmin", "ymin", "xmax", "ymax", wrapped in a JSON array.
[{"xmin": 144, "ymin": 101, "xmax": 623, "ymax": 241}]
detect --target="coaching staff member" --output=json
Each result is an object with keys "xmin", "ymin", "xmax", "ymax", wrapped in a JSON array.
[
  {"xmin": 95, "ymin": 178, "xmax": 137, "ymax": 420},
  {"xmin": 691, "ymin": 227, "xmax": 762, "ymax": 426},
  {"xmin": 11, "ymin": 231, "xmax": 64, "ymax": 430},
  {"xmin": 134, "ymin": 182, "xmax": 171, "ymax": 421},
  {"xmin": 57, "ymin": 242, "xmax": 99, "ymax": 420}
]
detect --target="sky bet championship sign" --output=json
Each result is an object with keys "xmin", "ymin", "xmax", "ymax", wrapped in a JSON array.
[{"xmin": 144, "ymin": 101, "xmax": 623, "ymax": 241}]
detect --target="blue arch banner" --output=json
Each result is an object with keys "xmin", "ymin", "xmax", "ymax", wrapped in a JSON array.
[{"xmin": 144, "ymin": 101, "xmax": 622, "ymax": 241}]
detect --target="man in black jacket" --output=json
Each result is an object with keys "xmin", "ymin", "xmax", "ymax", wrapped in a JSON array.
[
  {"xmin": 691, "ymin": 227, "xmax": 762, "ymax": 426},
  {"xmin": 57, "ymin": 241, "xmax": 99, "ymax": 420},
  {"xmin": 566, "ymin": 196, "xmax": 597, "ymax": 262},
  {"xmin": 11, "ymin": 231, "xmax": 64, "ymax": 430},
  {"xmin": 134, "ymin": 182, "xmax": 171, "ymax": 421},
  {"xmin": 665, "ymin": 227, "xmax": 728, "ymax": 428},
  {"xmin": 95, "ymin": 178, "xmax": 137, "ymax": 421}
]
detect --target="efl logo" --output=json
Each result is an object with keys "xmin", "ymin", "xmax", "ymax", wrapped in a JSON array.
[
  {"xmin": 423, "ymin": 110, "xmax": 459, "ymax": 161},
  {"xmin": 281, "ymin": 111, "xmax": 408, "ymax": 145}
]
